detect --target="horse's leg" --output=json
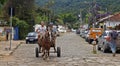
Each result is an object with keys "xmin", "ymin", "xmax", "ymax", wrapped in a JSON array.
[
  {"xmin": 46, "ymin": 50, "xmax": 50, "ymax": 60},
  {"xmin": 54, "ymin": 46, "xmax": 56, "ymax": 53},
  {"xmin": 43, "ymin": 50, "xmax": 47, "ymax": 60},
  {"xmin": 38, "ymin": 43, "xmax": 41, "ymax": 53},
  {"xmin": 37, "ymin": 41, "xmax": 40, "ymax": 53},
  {"xmin": 38, "ymin": 37, "xmax": 41, "ymax": 53},
  {"xmin": 41, "ymin": 47, "xmax": 45, "ymax": 57},
  {"xmin": 46, "ymin": 50, "xmax": 48, "ymax": 60},
  {"xmin": 48, "ymin": 50, "xmax": 50, "ymax": 56},
  {"xmin": 53, "ymin": 40, "xmax": 57, "ymax": 52},
  {"xmin": 39, "ymin": 45, "xmax": 41, "ymax": 53}
]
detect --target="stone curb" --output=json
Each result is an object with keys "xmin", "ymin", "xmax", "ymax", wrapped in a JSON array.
[{"xmin": 0, "ymin": 42, "xmax": 23, "ymax": 57}]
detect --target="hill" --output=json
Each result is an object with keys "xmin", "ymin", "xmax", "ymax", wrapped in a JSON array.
[{"xmin": 35, "ymin": 0, "xmax": 120, "ymax": 15}]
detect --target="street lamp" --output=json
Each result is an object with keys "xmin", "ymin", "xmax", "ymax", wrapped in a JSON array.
[
  {"xmin": 78, "ymin": 11, "xmax": 83, "ymax": 28},
  {"xmin": 9, "ymin": 7, "xmax": 15, "ymax": 50}
]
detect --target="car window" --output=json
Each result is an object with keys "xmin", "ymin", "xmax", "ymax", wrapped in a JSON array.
[
  {"xmin": 103, "ymin": 32, "xmax": 107, "ymax": 36},
  {"xmin": 118, "ymin": 32, "xmax": 120, "ymax": 36},
  {"xmin": 28, "ymin": 32, "xmax": 37, "ymax": 36}
]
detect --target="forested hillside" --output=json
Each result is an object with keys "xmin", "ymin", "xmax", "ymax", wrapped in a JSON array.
[{"xmin": 35, "ymin": 0, "xmax": 120, "ymax": 14}]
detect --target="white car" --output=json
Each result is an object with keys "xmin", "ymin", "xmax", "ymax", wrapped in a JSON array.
[
  {"xmin": 71, "ymin": 29, "xmax": 76, "ymax": 32},
  {"xmin": 58, "ymin": 28, "xmax": 66, "ymax": 33}
]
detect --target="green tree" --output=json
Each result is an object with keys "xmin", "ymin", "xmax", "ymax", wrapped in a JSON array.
[
  {"xmin": 58, "ymin": 13, "xmax": 77, "ymax": 28},
  {"xmin": 3, "ymin": 0, "xmax": 35, "ymax": 34},
  {"xmin": 0, "ymin": 0, "xmax": 7, "ymax": 16},
  {"xmin": 35, "ymin": 7, "xmax": 51, "ymax": 24},
  {"xmin": 12, "ymin": 17, "xmax": 29, "ymax": 39}
]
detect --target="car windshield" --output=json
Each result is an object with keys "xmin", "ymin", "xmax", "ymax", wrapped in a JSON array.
[
  {"xmin": 103, "ymin": 32, "xmax": 107, "ymax": 36},
  {"xmin": 103, "ymin": 31, "xmax": 112, "ymax": 36},
  {"xmin": 27, "ymin": 32, "xmax": 37, "ymax": 36},
  {"xmin": 92, "ymin": 30, "xmax": 101, "ymax": 32}
]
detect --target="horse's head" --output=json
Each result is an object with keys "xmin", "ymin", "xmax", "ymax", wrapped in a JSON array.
[{"xmin": 44, "ymin": 31, "xmax": 50, "ymax": 40}]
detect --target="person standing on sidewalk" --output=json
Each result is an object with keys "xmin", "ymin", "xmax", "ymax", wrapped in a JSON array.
[
  {"xmin": 109, "ymin": 29, "xmax": 118, "ymax": 57},
  {"xmin": 6, "ymin": 31, "xmax": 9, "ymax": 41}
]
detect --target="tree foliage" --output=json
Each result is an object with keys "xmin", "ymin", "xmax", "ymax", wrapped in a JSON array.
[
  {"xmin": 1, "ymin": 0, "xmax": 35, "ymax": 39},
  {"xmin": 0, "ymin": 0, "xmax": 8, "ymax": 16},
  {"xmin": 36, "ymin": 0, "xmax": 120, "ymax": 15},
  {"xmin": 12, "ymin": 17, "xmax": 29, "ymax": 39},
  {"xmin": 3, "ymin": 0, "xmax": 35, "ymax": 23}
]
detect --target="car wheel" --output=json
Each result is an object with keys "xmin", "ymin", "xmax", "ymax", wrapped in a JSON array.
[
  {"xmin": 86, "ymin": 38, "xmax": 88, "ymax": 42},
  {"xmin": 88, "ymin": 39, "xmax": 92, "ymax": 44},
  {"xmin": 26, "ymin": 41, "xmax": 28, "ymax": 44},
  {"xmin": 102, "ymin": 44, "xmax": 108, "ymax": 53},
  {"xmin": 97, "ymin": 45, "xmax": 101, "ymax": 50}
]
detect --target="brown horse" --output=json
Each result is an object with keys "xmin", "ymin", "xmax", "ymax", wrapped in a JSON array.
[
  {"xmin": 37, "ymin": 30, "xmax": 57, "ymax": 60},
  {"xmin": 37, "ymin": 34, "xmax": 42, "ymax": 53},
  {"xmin": 40, "ymin": 31, "xmax": 51, "ymax": 60}
]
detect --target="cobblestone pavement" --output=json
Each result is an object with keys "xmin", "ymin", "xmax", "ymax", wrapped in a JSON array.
[
  {"xmin": 0, "ymin": 32, "xmax": 120, "ymax": 66},
  {"xmin": 0, "ymin": 40, "xmax": 24, "ymax": 56}
]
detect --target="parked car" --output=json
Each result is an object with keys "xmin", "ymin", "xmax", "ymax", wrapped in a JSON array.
[
  {"xmin": 80, "ymin": 29, "xmax": 85, "ymax": 37},
  {"xmin": 56, "ymin": 30, "xmax": 60, "ymax": 36},
  {"xmin": 76, "ymin": 29, "xmax": 80, "ymax": 34},
  {"xmin": 26, "ymin": 32, "xmax": 38, "ymax": 44},
  {"xmin": 82, "ymin": 30, "xmax": 88, "ymax": 38},
  {"xmin": 58, "ymin": 28, "xmax": 66, "ymax": 33},
  {"xmin": 97, "ymin": 30, "xmax": 120, "ymax": 53},
  {"xmin": 85, "ymin": 31, "xmax": 90, "ymax": 42}
]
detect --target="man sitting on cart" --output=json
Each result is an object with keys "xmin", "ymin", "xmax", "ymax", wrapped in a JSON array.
[
  {"xmin": 36, "ymin": 21, "xmax": 46, "ymax": 39},
  {"xmin": 48, "ymin": 22, "xmax": 57, "ymax": 52}
]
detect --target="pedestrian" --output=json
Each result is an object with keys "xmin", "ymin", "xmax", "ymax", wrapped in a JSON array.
[
  {"xmin": 109, "ymin": 29, "xmax": 118, "ymax": 57},
  {"xmin": 6, "ymin": 31, "xmax": 9, "ymax": 41}
]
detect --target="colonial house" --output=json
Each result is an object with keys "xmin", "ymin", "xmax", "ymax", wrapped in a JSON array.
[{"xmin": 98, "ymin": 13, "xmax": 120, "ymax": 30}]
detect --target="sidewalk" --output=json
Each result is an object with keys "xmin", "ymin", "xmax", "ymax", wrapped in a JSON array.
[{"xmin": 0, "ymin": 40, "xmax": 25, "ymax": 56}]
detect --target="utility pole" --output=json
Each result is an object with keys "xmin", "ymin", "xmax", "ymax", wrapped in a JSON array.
[
  {"xmin": 80, "ymin": 11, "xmax": 83, "ymax": 28},
  {"xmin": 93, "ymin": 0, "xmax": 96, "ymax": 28},
  {"xmin": 78, "ymin": 10, "xmax": 82, "ymax": 28},
  {"xmin": 10, "ymin": 7, "xmax": 13, "ymax": 50}
]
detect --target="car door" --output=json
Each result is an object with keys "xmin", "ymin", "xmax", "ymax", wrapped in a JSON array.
[
  {"xmin": 98, "ymin": 34, "xmax": 103, "ymax": 47},
  {"xmin": 116, "ymin": 32, "xmax": 120, "ymax": 48},
  {"xmin": 98, "ymin": 32, "xmax": 106, "ymax": 47}
]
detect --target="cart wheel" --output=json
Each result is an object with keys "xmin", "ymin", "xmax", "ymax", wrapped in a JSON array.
[
  {"xmin": 26, "ymin": 41, "xmax": 28, "ymax": 44},
  {"xmin": 57, "ymin": 47, "xmax": 61, "ymax": 57},
  {"xmin": 35, "ymin": 47, "xmax": 39, "ymax": 57}
]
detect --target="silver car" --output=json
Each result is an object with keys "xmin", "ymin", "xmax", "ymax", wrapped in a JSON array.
[{"xmin": 98, "ymin": 30, "xmax": 120, "ymax": 53}]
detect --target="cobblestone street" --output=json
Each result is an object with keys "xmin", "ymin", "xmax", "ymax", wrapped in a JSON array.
[{"xmin": 0, "ymin": 32, "xmax": 120, "ymax": 66}]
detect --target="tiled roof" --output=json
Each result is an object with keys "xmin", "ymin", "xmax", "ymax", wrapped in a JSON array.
[
  {"xmin": 109, "ymin": 13, "xmax": 120, "ymax": 21},
  {"xmin": 97, "ymin": 13, "xmax": 120, "ymax": 23}
]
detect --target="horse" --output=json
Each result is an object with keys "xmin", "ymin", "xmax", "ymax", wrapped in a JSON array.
[
  {"xmin": 40, "ymin": 31, "xmax": 51, "ymax": 60},
  {"xmin": 37, "ymin": 28, "xmax": 57, "ymax": 60}
]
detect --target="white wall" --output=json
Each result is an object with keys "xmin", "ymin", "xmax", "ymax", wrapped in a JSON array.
[{"xmin": 105, "ymin": 21, "xmax": 120, "ymax": 27}]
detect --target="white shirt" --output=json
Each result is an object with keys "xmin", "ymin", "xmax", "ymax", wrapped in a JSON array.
[{"xmin": 37, "ymin": 25, "xmax": 46, "ymax": 34}]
